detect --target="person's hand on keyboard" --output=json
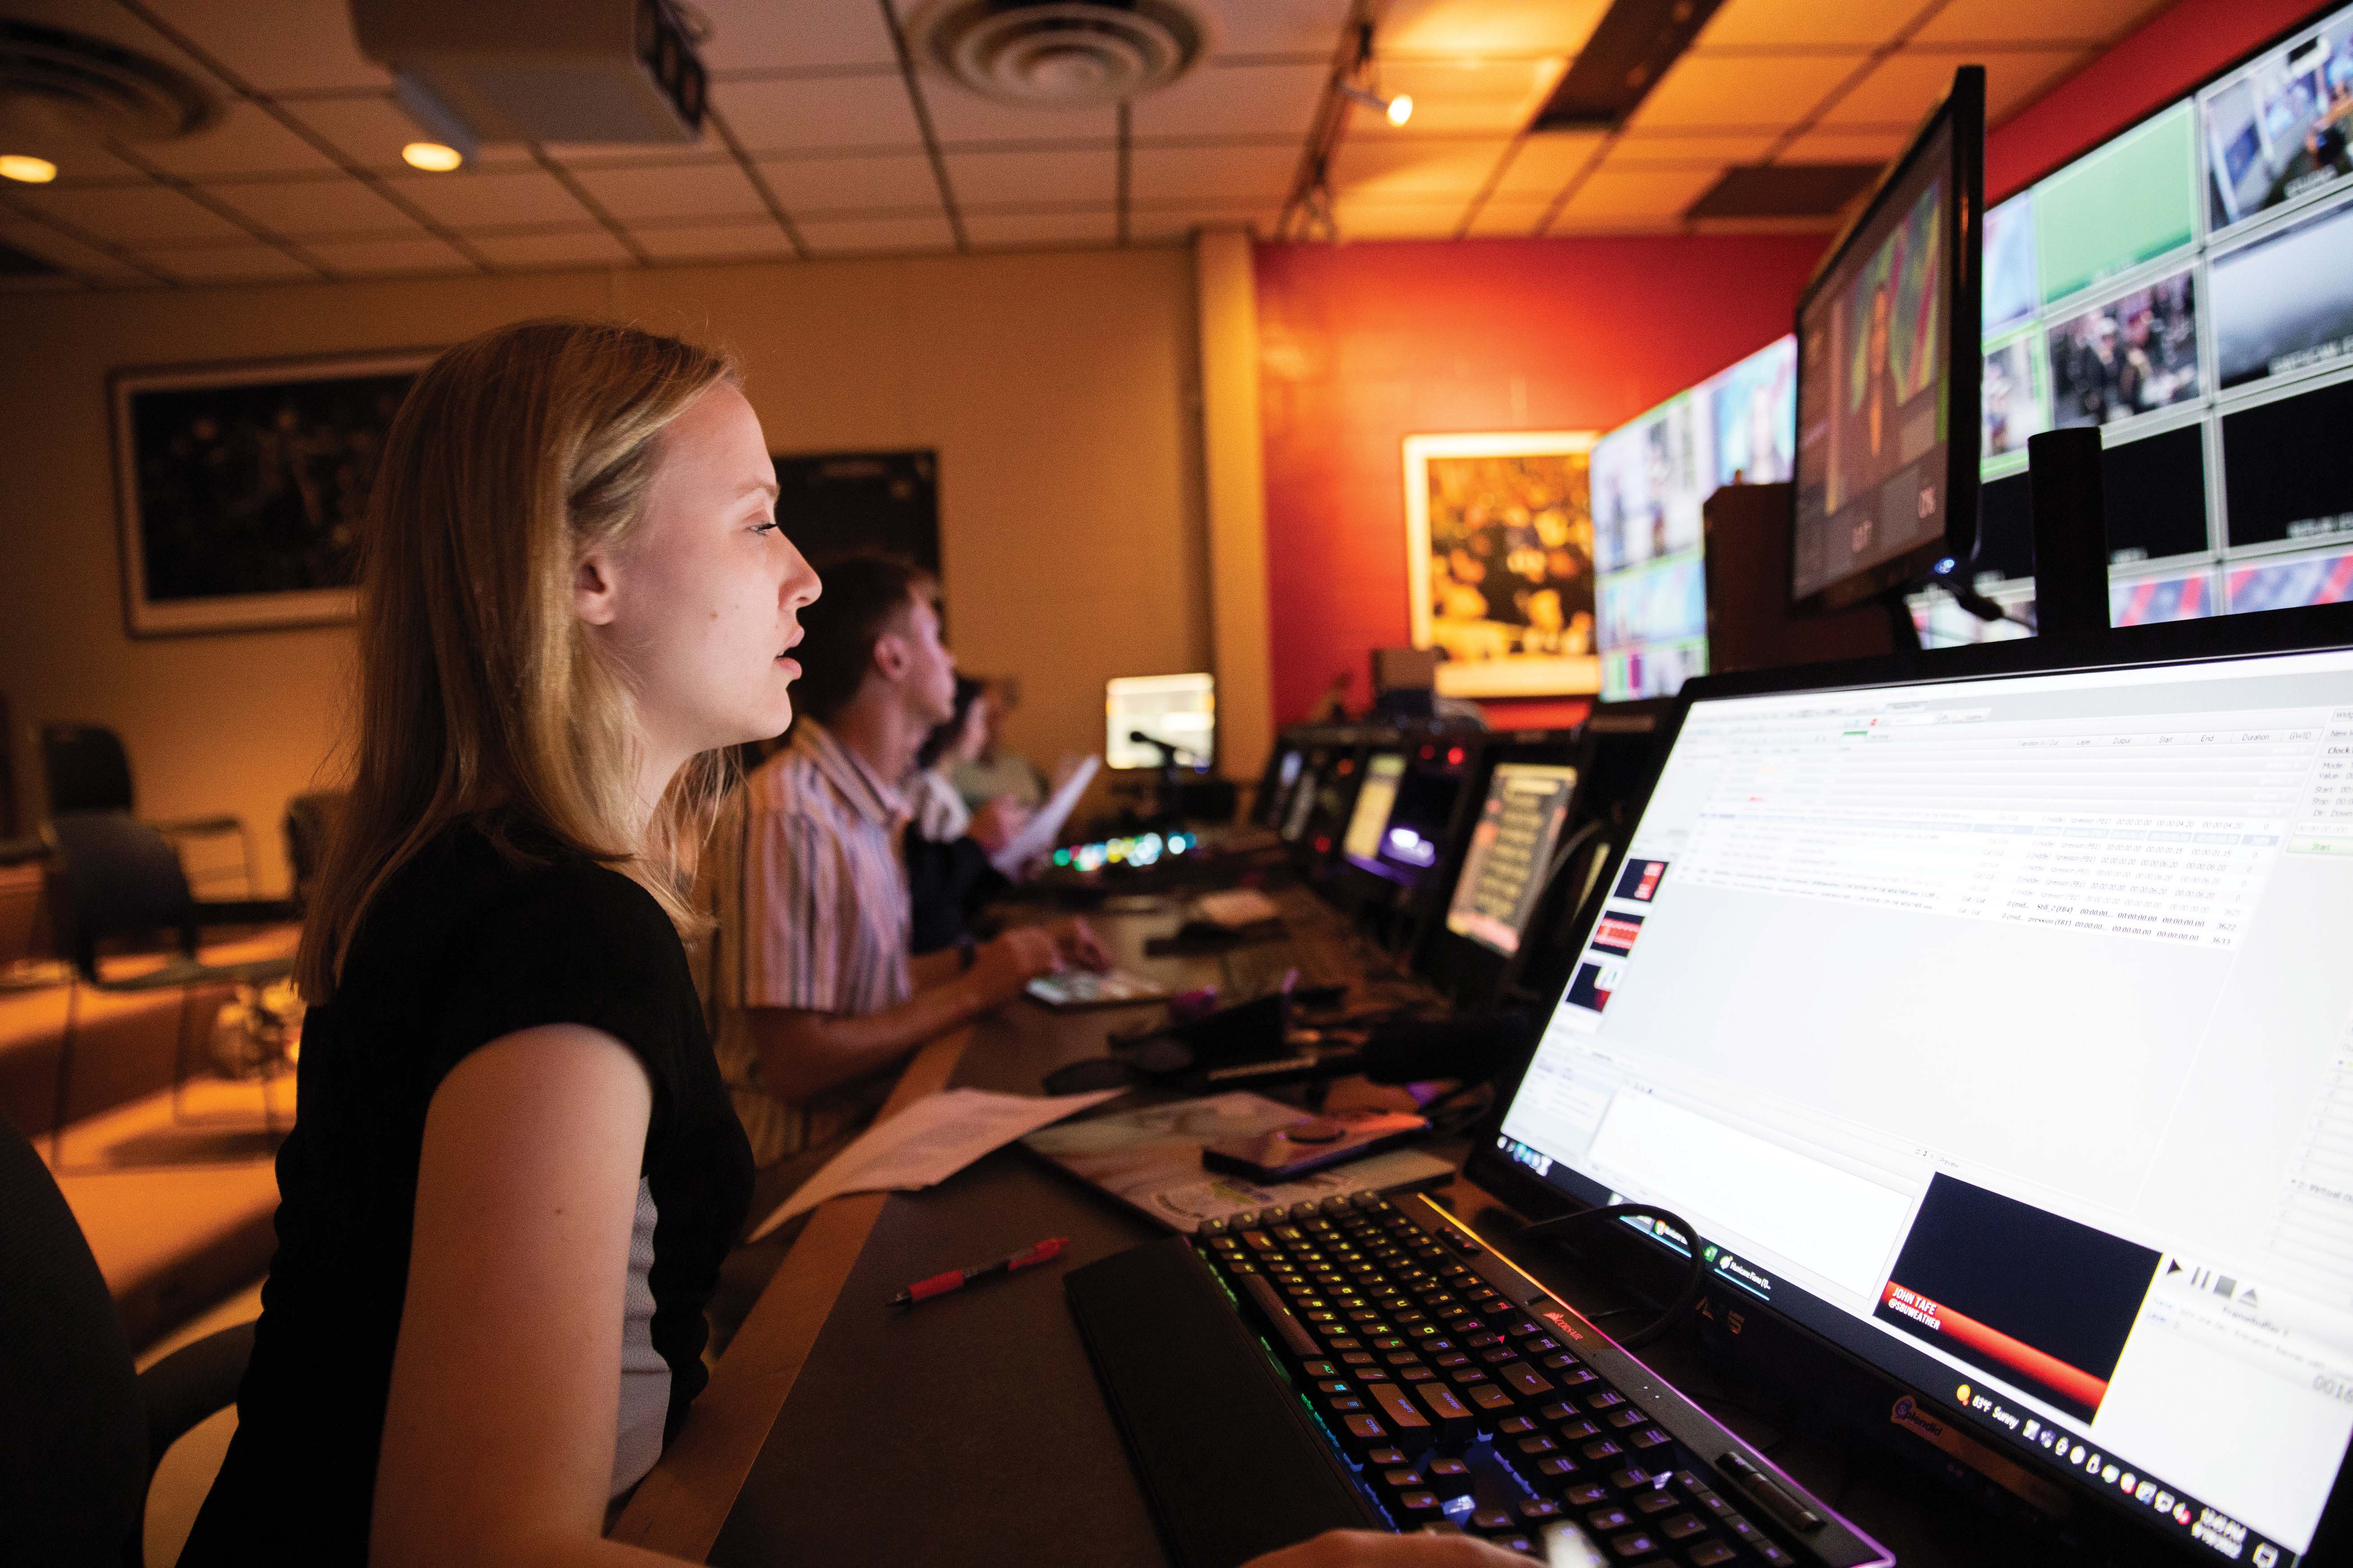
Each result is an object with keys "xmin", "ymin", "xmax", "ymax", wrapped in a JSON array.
[
  {"xmin": 1242, "ymin": 1529, "xmax": 1529, "ymax": 1568},
  {"xmin": 968, "ymin": 926, "xmax": 1064, "ymax": 1006},
  {"xmin": 1049, "ymin": 915, "xmax": 1114, "ymax": 973}
]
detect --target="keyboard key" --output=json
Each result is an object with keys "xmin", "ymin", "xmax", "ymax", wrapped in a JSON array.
[
  {"xmin": 1514, "ymin": 1436, "xmax": 1560, "ymax": 1459},
  {"xmin": 1554, "ymin": 1419, "xmax": 1600, "ymax": 1443},
  {"xmin": 1367, "ymin": 1446, "xmax": 1407, "ymax": 1467},
  {"xmin": 1411, "ymin": 1382, "xmax": 1476, "ymax": 1447},
  {"xmin": 1585, "ymin": 1507, "xmax": 1633, "ymax": 1533},
  {"xmin": 1581, "ymin": 1440, "xmax": 1624, "ymax": 1462},
  {"xmin": 1533, "ymin": 1455, "xmax": 1580, "ymax": 1485},
  {"xmin": 1607, "ymin": 1408, "xmax": 1648, "ymax": 1431},
  {"xmin": 1632, "ymin": 1489, "xmax": 1680, "ymax": 1516},
  {"xmin": 1497, "ymin": 1416, "xmax": 1537, "ymax": 1437},
  {"xmin": 1424, "ymin": 1457, "xmax": 1474, "ymax": 1498},
  {"xmin": 1660, "ymin": 1513, "xmax": 1708, "ymax": 1541},
  {"xmin": 1465, "ymin": 1384, "xmax": 1515, "ymax": 1416},
  {"xmin": 1469, "ymin": 1508, "xmax": 1516, "ymax": 1535},
  {"xmin": 1562, "ymin": 1482, "xmax": 1613, "ymax": 1507},
  {"xmin": 1584, "ymin": 1390, "xmax": 1626, "ymax": 1413},
  {"xmin": 1630, "ymin": 1428, "xmax": 1672, "ymax": 1451},
  {"xmin": 1607, "ymin": 1530, "xmax": 1660, "ymax": 1560},
  {"xmin": 1322, "ymin": 1394, "xmax": 1366, "ymax": 1415},
  {"xmin": 1685, "ymin": 1544, "xmax": 1736, "ymax": 1567},
  {"xmin": 1499, "ymin": 1362, "xmax": 1556, "ymax": 1399},
  {"xmin": 1302, "ymin": 1361, "xmax": 1337, "ymax": 1378},
  {"xmin": 1338, "ymin": 1414, "xmax": 1387, "ymax": 1454},
  {"xmin": 1367, "ymin": 1383, "xmax": 1433, "ymax": 1439},
  {"xmin": 1516, "ymin": 1497, "xmax": 1561, "ymax": 1523},
  {"xmin": 1400, "ymin": 1367, "xmax": 1437, "ymax": 1384},
  {"xmin": 1376, "ymin": 1467, "xmax": 1426, "ymax": 1494}
]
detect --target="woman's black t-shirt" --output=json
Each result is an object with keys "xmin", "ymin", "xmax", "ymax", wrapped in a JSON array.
[{"xmin": 180, "ymin": 822, "xmax": 754, "ymax": 1565}]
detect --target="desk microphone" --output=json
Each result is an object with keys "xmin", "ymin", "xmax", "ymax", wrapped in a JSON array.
[{"xmin": 1129, "ymin": 730, "xmax": 1187, "ymax": 764}]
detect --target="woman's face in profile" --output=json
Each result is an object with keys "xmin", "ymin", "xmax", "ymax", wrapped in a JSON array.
[{"xmin": 589, "ymin": 383, "xmax": 821, "ymax": 758}]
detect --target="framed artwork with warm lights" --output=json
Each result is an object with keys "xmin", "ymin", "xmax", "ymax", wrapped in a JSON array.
[
  {"xmin": 110, "ymin": 350, "xmax": 430, "ymax": 636},
  {"xmin": 1403, "ymin": 430, "xmax": 1600, "ymax": 698}
]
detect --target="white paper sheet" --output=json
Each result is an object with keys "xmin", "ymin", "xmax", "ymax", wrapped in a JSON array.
[
  {"xmin": 990, "ymin": 753, "xmax": 1100, "ymax": 875},
  {"xmin": 747, "ymin": 1086, "xmax": 1126, "ymax": 1240}
]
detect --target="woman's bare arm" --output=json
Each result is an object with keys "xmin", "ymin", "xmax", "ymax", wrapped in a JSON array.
[{"xmin": 372, "ymin": 1024, "xmax": 690, "ymax": 1568}]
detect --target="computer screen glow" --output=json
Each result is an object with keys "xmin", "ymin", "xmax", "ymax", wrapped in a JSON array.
[
  {"xmin": 1106, "ymin": 673, "xmax": 1215, "ymax": 771},
  {"xmin": 1340, "ymin": 753, "xmax": 1405, "ymax": 867},
  {"xmin": 1497, "ymin": 646, "xmax": 2353, "ymax": 1564}
]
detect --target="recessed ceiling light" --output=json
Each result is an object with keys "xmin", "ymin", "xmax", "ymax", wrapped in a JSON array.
[
  {"xmin": 401, "ymin": 141, "xmax": 462, "ymax": 172},
  {"xmin": 0, "ymin": 155, "xmax": 59, "ymax": 184}
]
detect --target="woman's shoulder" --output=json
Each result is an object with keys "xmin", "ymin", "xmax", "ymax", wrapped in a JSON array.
[{"xmin": 367, "ymin": 819, "xmax": 678, "ymax": 966}]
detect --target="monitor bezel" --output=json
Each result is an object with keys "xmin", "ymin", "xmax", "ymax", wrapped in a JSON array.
[
  {"xmin": 1789, "ymin": 64, "xmax": 1986, "ymax": 618},
  {"xmin": 1253, "ymin": 738, "xmax": 1305, "ymax": 829},
  {"xmin": 1462, "ymin": 598, "xmax": 2353, "ymax": 1566},
  {"xmin": 1102, "ymin": 670, "xmax": 1217, "ymax": 774}
]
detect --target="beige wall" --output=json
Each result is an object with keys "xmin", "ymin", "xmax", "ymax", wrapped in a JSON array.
[{"xmin": 0, "ymin": 245, "xmax": 1210, "ymax": 893}]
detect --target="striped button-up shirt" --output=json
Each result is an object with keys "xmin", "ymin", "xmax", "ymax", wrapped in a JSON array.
[{"xmin": 706, "ymin": 719, "xmax": 911, "ymax": 1168}]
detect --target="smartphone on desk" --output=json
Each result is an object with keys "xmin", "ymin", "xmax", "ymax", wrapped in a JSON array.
[
  {"xmin": 1025, "ymin": 968, "xmax": 1171, "ymax": 1010},
  {"xmin": 1199, "ymin": 1108, "xmax": 1427, "ymax": 1182}
]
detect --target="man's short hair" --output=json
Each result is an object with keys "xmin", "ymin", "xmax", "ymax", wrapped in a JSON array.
[{"xmin": 791, "ymin": 551, "xmax": 934, "ymax": 723}]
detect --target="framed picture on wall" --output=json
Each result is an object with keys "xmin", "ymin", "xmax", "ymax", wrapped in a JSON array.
[
  {"xmin": 1403, "ymin": 430, "xmax": 1600, "ymax": 698},
  {"xmin": 110, "ymin": 349, "xmax": 430, "ymax": 636}
]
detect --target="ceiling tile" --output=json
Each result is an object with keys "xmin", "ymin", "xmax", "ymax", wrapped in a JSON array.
[
  {"xmin": 569, "ymin": 161, "xmax": 770, "ymax": 223},
  {"xmin": 632, "ymin": 220, "xmax": 799, "ymax": 261},
  {"xmin": 1462, "ymin": 196, "xmax": 1553, "ymax": 237},
  {"xmin": 1380, "ymin": 0, "xmax": 1609, "ymax": 54},
  {"xmin": 694, "ymin": 0, "xmax": 902, "ymax": 71},
  {"xmin": 204, "ymin": 177, "xmax": 418, "ymax": 237},
  {"xmin": 465, "ymin": 228, "xmax": 638, "ymax": 268},
  {"xmin": 278, "ymin": 95, "xmax": 454, "ymax": 172},
  {"xmin": 382, "ymin": 167, "xmax": 597, "ymax": 228},
  {"xmin": 133, "ymin": 102, "xmax": 342, "ymax": 179},
  {"xmin": 1913, "ymin": 0, "xmax": 2171, "ymax": 47},
  {"xmin": 1549, "ymin": 166, "xmax": 1723, "ymax": 226},
  {"xmin": 796, "ymin": 213, "xmax": 959, "ymax": 255},
  {"xmin": 1822, "ymin": 48, "xmax": 2086, "ymax": 127},
  {"xmin": 134, "ymin": 0, "xmax": 392, "ymax": 92},
  {"xmin": 1615, "ymin": 130, "xmax": 1781, "ymax": 163},
  {"xmin": 44, "ymin": 145, "xmax": 173, "ymax": 186},
  {"xmin": 925, "ymin": 91, "xmax": 1117, "ymax": 146},
  {"xmin": 963, "ymin": 210, "xmax": 1118, "ymax": 248},
  {"xmin": 0, "ymin": 214, "xmax": 149, "ymax": 282},
  {"xmin": 755, "ymin": 153, "xmax": 942, "ymax": 214},
  {"xmin": 712, "ymin": 75, "xmax": 924, "ymax": 153},
  {"xmin": 136, "ymin": 245, "xmax": 320, "ymax": 283},
  {"xmin": 1202, "ymin": 0, "xmax": 1356, "ymax": 55},
  {"xmin": 1330, "ymin": 137, "xmax": 1512, "ymax": 200},
  {"xmin": 1778, "ymin": 127, "xmax": 1912, "ymax": 162},
  {"xmin": 10, "ymin": 183, "xmax": 253, "ymax": 245},
  {"xmin": 943, "ymin": 149, "xmax": 1118, "ymax": 206},
  {"xmin": 1128, "ymin": 206, "xmax": 1279, "ymax": 241},
  {"xmin": 303, "ymin": 235, "xmax": 475, "ymax": 276},
  {"xmin": 1696, "ymin": 0, "xmax": 1903, "ymax": 48},
  {"xmin": 1628, "ymin": 52, "xmax": 1864, "ymax": 129},
  {"xmin": 1130, "ymin": 145, "xmax": 1299, "ymax": 203},
  {"xmin": 1130, "ymin": 62, "xmax": 1330, "ymax": 139},
  {"xmin": 1374, "ymin": 56, "xmax": 1569, "ymax": 135},
  {"xmin": 1328, "ymin": 199, "xmax": 1468, "ymax": 240},
  {"xmin": 1491, "ymin": 131, "xmax": 1606, "ymax": 194}
]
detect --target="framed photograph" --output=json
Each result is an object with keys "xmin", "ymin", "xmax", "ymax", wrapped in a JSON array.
[
  {"xmin": 111, "ymin": 350, "xmax": 430, "ymax": 636},
  {"xmin": 1403, "ymin": 430, "xmax": 1600, "ymax": 698}
]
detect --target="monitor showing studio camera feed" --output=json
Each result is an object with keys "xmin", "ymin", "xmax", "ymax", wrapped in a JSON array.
[{"xmin": 1793, "ymin": 66, "xmax": 1985, "ymax": 614}]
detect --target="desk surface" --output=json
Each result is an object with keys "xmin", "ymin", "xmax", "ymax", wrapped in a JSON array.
[{"xmin": 616, "ymin": 885, "xmax": 2050, "ymax": 1568}]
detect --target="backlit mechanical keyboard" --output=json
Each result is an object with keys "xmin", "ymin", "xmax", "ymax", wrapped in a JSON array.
[{"xmin": 1067, "ymin": 1188, "xmax": 1893, "ymax": 1568}]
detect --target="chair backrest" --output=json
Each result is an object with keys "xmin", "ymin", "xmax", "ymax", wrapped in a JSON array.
[
  {"xmin": 0, "ymin": 1109, "xmax": 146, "ymax": 1566},
  {"xmin": 41, "ymin": 724, "xmax": 137, "ymax": 817},
  {"xmin": 43, "ymin": 813, "xmax": 198, "ymax": 978},
  {"xmin": 281, "ymin": 791, "xmax": 349, "ymax": 912}
]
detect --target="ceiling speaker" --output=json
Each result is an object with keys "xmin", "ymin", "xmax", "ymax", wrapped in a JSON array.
[{"xmin": 909, "ymin": 0, "xmax": 1211, "ymax": 109}]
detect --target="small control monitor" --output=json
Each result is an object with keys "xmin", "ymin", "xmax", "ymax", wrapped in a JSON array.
[
  {"xmin": 1106, "ymin": 673, "xmax": 1215, "ymax": 771},
  {"xmin": 1341, "ymin": 743, "xmax": 1473, "ymax": 891},
  {"xmin": 1792, "ymin": 66, "xmax": 1984, "ymax": 614},
  {"xmin": 1479, "ymin": 622, "xmax": 2353, "ymax": 1568},
  {"xmin": 1443, "ymin": 762, "xmax": 1582, "ymax": 956}
]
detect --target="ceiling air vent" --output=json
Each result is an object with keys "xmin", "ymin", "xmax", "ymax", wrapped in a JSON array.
[
  {"xmin": 909, "ymin": 0, "xmax": 1211, "ymax": 109},
  {"xmin": 0, "ymin": 19, "xmax": 216, "ymax": 147}
]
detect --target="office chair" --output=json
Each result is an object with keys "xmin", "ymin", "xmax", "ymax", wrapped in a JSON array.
[
  {"xmin": 0, "ymin": 1108, "xmax": 254, "ymax": 1567},
  {"xmin": 40, "ymin": 724, "xmax": 257, "ymax": 897},
  {"xmin": 42, "ymin": 813, "xmax": 297, "ymax": 1162}
]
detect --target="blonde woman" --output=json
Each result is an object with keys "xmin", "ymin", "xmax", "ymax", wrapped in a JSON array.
[{"xmin": 176, "ymin": 319, "xmax": 1513, "ymax": 1568}]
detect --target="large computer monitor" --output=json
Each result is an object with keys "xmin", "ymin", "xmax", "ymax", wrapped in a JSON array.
[
  {"xmin": 1106, "ymin": 673, "xmax": 1215, "ymax": 771},
  {"xmin": 1592, "ymin": 335, "xmax": 1798, "ymax": 702},
  {"xmin": 1792, "ymin": 66, "xmax": 1985, "ymax": 615},
  {"xmin": 1470, "ymin": 607, "xmax": 2353, "ymax": 1568},
  {"xmin": 1921, "ymin": 2, "xmax": 2353, "ymax": 646}
]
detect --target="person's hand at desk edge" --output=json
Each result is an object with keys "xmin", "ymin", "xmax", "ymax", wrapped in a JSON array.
[
  {"xmin": 1246, "ymin": 1530, "xmax": 1529, "ymax": 1567},
  {"xmin": 959, "ymin": 915, "xmax": 1114, "ymax": 1007}
]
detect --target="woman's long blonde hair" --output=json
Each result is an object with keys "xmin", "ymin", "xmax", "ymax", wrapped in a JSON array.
[{"xmin": 296, "ymin": 319, "xmax": 739, "ymax": 1000}]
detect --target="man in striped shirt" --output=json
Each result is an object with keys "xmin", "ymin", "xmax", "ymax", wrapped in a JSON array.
[{"xmin": 707, "ymin": 553, "xmax": 1108, "ymax": 1174}]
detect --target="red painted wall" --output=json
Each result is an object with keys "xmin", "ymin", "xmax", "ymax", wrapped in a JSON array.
[
  {"xmin": 1253, "ymin": 235, "xmax": 1823, "ymax": 726},
  {"xmin": 1252, "ymin": 0, "xmax": 2331, "ymax": 727}
]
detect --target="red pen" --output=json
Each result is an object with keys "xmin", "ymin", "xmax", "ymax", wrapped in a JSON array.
[{"xmin": 889, "ymin": 1236, "xmax": 1070, "ymax": 1308}]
